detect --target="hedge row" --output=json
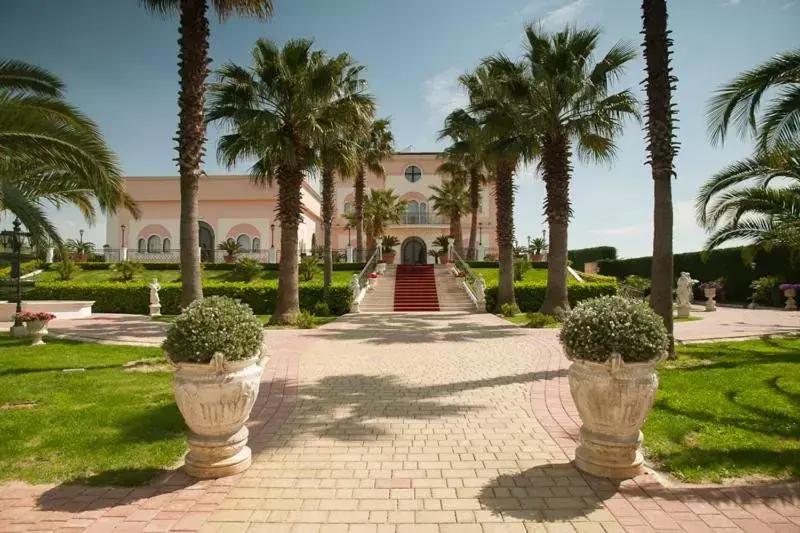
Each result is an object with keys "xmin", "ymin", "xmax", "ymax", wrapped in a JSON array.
[
  {"xmin": 27, "ymin": 281, "xmax": 353, "ymax": 316},
  {"xmin": 568, "ymin": 246, "xmax": 617, "ymax": 272},
  {"xmin": 484, "ymin": 281, "xmax": 617, "ymax": 312},
  {"xmin": 48, "ymin": 261, "xmax": 367, "ymax": 272},
  {"xmin": 598, "ymin": 246, "xmax": 800, "ymax": 302}
]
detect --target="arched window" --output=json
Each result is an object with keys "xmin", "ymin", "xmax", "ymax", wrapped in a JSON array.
[
  {"xmin": 162, "ymin": 238, "xmax": 171, "ymax": 252},
  {"xmin": 236, "ymin": 234, "xmax": 251, "ymax": 252},
  {"xmin": 252, "ymin": 238, "xmax": 261, "ymax": 252},
  {"xmin": 404, "ymin": 165, "xmax": 422, "ymax": 183},
  {"xmin": 147, "ymin": 235, "xmax": 161, "ymax": 253},
  {"xmin": 419, "ymin": 202, "xmax": 427, "ymax": 223},
  {"xmin": 406, "ymin": 200, "xmax": 419, "ymax": 223},
  {"xmin": 137, "ymin": 238, "xmax": 145, "ymax": 253}
]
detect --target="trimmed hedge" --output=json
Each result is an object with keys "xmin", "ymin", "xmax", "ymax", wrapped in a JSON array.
[
  {"xmin": 27, "ymin": 281, "xmax": 352, "ymax": 316},
  {"xmin": 484, "ymin": 281, "xmax": 617, "ymax": 312},
  {"xmin": 568, "ymin": 246, "xmax": 617, "ymax": 272},
  {"xmin": 45, "ymin": 261, "xmax": 367, "ymax": 272},
  {"xmin": 598, "ymin": 246, "xmax": 800, "ymax": 302}
]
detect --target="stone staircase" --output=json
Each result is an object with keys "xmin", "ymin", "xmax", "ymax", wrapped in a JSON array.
[
  {"xmin": 434, "ymin": 265, "xmax": 476, "ymax": 312},
  {"xmin": 358, "ymin": 264, "xmax": 397, "ymax": 313}
]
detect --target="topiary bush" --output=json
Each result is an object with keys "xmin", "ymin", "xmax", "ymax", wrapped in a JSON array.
[
  {"xmin": 526, "ymin": 312, "xmax": 560, "ymax": 328},
  {"xmin": 293, "ymin": 310, "xmax": 315, "ymax": 329},
  {"xmin": 559, "ymin": 295, "xmax": 669, "ymax": 363},
  {"xmin": 232, "ymin": 257, "xmax": 262, "ymax": 282},
  {"xmin": 299, "ymin": 256, "xmax": 319, "ymax": 282},
  {"xmin": 56, "ymin": 256, "xmax": 76, "ymax": 281},
  {"xmin": 313, "ymin": 302, "xmax": 331, "ymax": 316},
  {"xmin": 500, "ymin": 302, "xmax": 520, "ymax": 317},
  {"xmin": 513, "ymin": 259, "xmax": 531, "ymax": 281},
  {"xmin": 162, "ymin": 296, "xmax": 263, "ymax": 363}
]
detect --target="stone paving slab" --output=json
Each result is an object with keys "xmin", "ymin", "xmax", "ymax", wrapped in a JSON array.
[{"xmin": 1, "ymin": 312, "xmax": 798, "ymax": 532}]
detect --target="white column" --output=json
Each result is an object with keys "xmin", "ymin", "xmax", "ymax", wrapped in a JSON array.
[
  {"xmin": 121, "ymin": 247, "xmax": 128, "ymax": 261},
  {"xmin": 447, "ymin": 237, "xmax": 454, "ymax": 262},
  {"xmin": 376, "ymin": 236, "xmax": 383, "ymax": 261},
  {"xmin": 268, "ymin": 247, "xmax": 277, "ymax": 264},
  {"xmin": 478, "ymin": 244, "xmax": 485, "ymax": 261},
  {"xmin": 346, "ymin": 247, "xmax": 353, "ymax": 263}
]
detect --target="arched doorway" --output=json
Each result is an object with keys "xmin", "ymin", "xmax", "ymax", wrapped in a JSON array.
[
  {"xmin": 198, "ymin": 221, "xmax": 215, "ymax": 262},
  {"xmin": 401, "ymin": 237, "xmax": 427, "ymax": 264}
]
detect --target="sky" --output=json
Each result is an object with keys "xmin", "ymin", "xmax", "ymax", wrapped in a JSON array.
[{"xmin": 2, "ymin": 0, "xmax": 798, "ymax": 258}]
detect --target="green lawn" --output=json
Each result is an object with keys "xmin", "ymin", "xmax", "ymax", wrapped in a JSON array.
[
  {"xmin": 644, "ymin": 337, "xmax": 800, "ymax": 482},
  {"xmin": 674, "ymin": 316, "xmax": 703, "ymax": 323},
  {"xmin": 0, "ymin": 335, "xmax": 186, "ymax": 486},
  {"xmin": 472, "ymin": 268, "xmax": 552, "ymax": 285},
  {"xmin": 503, "ymin": 313, "xmax": 532, "ymax": 326},
  {"xmin": 152, "ymin": 314, "xmax": 339, "ymax": 328},
  {"xmin": 34, "ymin": 268, "xmax": 359, "ymax": 284}
]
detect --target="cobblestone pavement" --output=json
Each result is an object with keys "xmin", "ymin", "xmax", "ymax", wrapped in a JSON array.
[{"xmin": 1, "ymin": 313, "xmax": 798, "ymax": 532}]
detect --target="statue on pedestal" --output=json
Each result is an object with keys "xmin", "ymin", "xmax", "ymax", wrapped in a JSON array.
[
  {"xmin": 149, "ymin": 278, "xmax": 161, "ymax": 316},
  {"xmin": 675, "ymin": 272, "xmax": 697, "ymax": 318}
]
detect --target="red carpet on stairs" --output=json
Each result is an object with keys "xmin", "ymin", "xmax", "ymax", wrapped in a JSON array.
[{"xmin": 393, "ymin": 264, "xmax": 440, "ymax": 312}]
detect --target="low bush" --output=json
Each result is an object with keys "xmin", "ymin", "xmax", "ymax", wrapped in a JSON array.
[
  {"xmin": 500, "ymin": 302, "xmax": 520, "ymax": 317},
  {"xmin": 55, "ymin": 257, "xmax": 76, "ymax": 281},
  {"xmin": 293, "ymin": 311, "xmax": 315, "ymax": 329},
  {"xmin": 110, "ymin": 261, "xmax": 144, "ymax": 281},
  {"xmin": 299, "ymin": 256, "xmax": 320, "ymax": 282},
  {"xmin": 0, "ymin": 260, "xmax": 42, "ymax": 279},
  {"xmin": 485, "ymin": 281, "xmax": 617, "ymax": 313},
  {"xmin": 27, "ymin": 280, "xmax": 353, "ymax": 316},
  {"xmin": 313, "ymin": 302, "xmax": 331, "ymax": 316},
  {"xmin": 526, "ymin": 312, "xmax": 560, "ymax": 328},
  {"xmin": 231, "ymin": 257, "xmax": 262, "ymax": 282},
  {"xmin": 513, "ymin": 259, "xmax": 531, "ymax": 282}
]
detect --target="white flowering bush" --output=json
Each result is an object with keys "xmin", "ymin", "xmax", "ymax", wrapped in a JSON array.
[
  {"xmin": 162, "ymin": 296, "xmax": 263, "ymax": 363},
  {"xmin": 559, "ymin": 295, "xmax": 668, "ymax": 363}
]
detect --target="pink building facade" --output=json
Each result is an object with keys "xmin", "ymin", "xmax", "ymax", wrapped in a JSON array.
[{"xmin": 107, "ymin": 153, "xmax": 497, "ymax": 264}]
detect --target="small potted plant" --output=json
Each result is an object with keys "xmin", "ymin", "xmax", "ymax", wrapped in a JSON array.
[
  {"xmin": 529, "ymin": 236, "xmax": 548, "ymax": 262},
  {"xmin": 434, "ymin": 236, "xmax": 450, "ymax": 264},
  {"xmin": 218, "ymin": 238, "xmax": 243, "ymax": 264},
  {"xmin": 162, "ymin": 296, "xmax": 266, "ymax": 478},
  {"xmin": 428, "ymin": 249, "xmax": 442, "ymax": 264},
  {"xmin": 559, "ymin": 295, "xmax": 669, "ymax": 478},
  {"xmin": 15, "ymin": 311, "xmax": 56, "ymax": 346},
  {"xmin": 367, "ymin": 272, "xmax": 378, "ymax": 290},
  {"xmin": 779, "ymin": 283, "xmax": 799, "ymax": 311},
  {"xmin": 699, "ymin": 281, "xmax": 722, "ymax": 312},
  {"xmin": 380, "ymin": 235, "xmax": 400, "ymax": 264}
]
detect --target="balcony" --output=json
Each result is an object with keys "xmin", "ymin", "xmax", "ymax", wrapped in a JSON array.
[{"xmin": 398, "ymin": 212, "xmax": 447, "ymax": 225}]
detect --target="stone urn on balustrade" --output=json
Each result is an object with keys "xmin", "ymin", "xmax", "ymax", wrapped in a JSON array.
[
  {"xmin": 162, "ymin": 296, "xmax": 267, "ymax": 479},
  {"xmin": 779, "ymin": 283, "xmax": 799, "ymax": 311},
  {"xmin": 700, "ymin": 282, "xmax": 722, "ymax": 312},
  {"xmin": 559, "ymin": 296, "xmax": 669, "ymax": 479}
]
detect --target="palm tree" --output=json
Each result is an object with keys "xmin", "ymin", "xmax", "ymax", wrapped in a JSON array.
[
  {"xmin": 707, "ymin": 49, "xmax": 800, "ymax": 152},
  {"xmin": 140, "ymin": 0, "xmax": 273, "ymax": 308},
  {"xmin": 362, "ymin": 189, "xmax": 408, "ymax": 247},
  {"xmin": 643, "ymin": 0, "xmax": 679, "ymax": 353},
  {"xmin": 439, "ymin": 109, "xmax": 489, "ymax": 260},
  {"xmin": 430, "ymin": 178, "xmax": 470, "ymax": 256},
  {"xmin": 0, "ymin": 59, "xmax": 137, "ymax": 243},
  {"xmin": 317, "ymin": 65, "xmax": 374, "ymax": 301},
  {"xmin": 207, "ymin": 39, "xmax": 356, "ymax": 324},
  {"xmin": 353, "ymin": 118, "xmax": 393, "ymax": 260},
  {"xmin": 490, "ymin": 26, "xmax": 639, "ymax": 317},
  {"xmin": 696, "ymin": 142, "xmax": 800, "ymax": 250}
]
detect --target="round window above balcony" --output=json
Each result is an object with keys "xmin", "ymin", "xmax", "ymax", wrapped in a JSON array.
[{"xmin": 404, "ymin": 165, "xmax": 422, "ymax": 183}]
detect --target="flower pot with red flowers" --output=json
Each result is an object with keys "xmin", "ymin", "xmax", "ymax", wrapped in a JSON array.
[
  {"xmin": 367, "ymin": 272, "xmax": 378, "ymax": 290},
  {"xmin": 15, "ymin": 311, "xmax": 56, "ymax": 346},
  {"xmin": 779, "ymin": 283, "xmax": 799, "ymax": 310}
]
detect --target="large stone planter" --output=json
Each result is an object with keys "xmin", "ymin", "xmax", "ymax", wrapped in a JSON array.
[
  {"xmin": 26, "ymin": 319, "xmax": 50, "ymax": 346},
  {"xmin": 170, "ymin": 353, "xmax": 266, "ymax": 478},
  {"xmin": 704, "ymin": 287, "xmax": 717, "ymax": 312},
  {"xmin": 568, "ymin": 354, "xmax": 662, "ymax": 478},
  {"xmin": 784, "ymin": 288, "xmax": 797, "ymax": 311}
]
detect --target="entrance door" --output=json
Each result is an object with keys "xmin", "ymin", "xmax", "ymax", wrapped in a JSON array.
[
  {"xmin": 401, "ymin": 237, "xmax": 427, "ymax": 264},
  {"xmin": 198, "ymin": 222, "xmax": 214, "ymax": 262}
]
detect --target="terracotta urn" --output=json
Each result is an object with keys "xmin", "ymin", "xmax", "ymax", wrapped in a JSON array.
[
  {"xmin": 169, "ymin": 353, "xmax": 266, "ymax": 478},
  {"xmin": 568, "ymin": 353, "xmax": 663, "ymax": 478},
  {"xmin": 382, "ymin": 251, "xmax": 396, "ymax": 264}
]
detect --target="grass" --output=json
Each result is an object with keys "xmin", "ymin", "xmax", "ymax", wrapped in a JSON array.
[
  {"xmin": 152, "ymin": 314, "xmax": 339, "ymax": 328},
  {"xmin": 0, "ymin": 334, "xmax": 186, "ymax": 486},
  {"xmin": 33, "ymin": 268, "xmax": 360, "ymax": 284},
  {"xmin": 674, "ymin": 316, "xmax": 703, "ymax": 323},
  {"xmin": 643, "ymin": 337, "xmax": 800, "ymax": 483},
  {"xmin": 503, "ymin": 313, "xmax": 533, "ymax": 326},
  {"xmin": 472, "ymin": 268, "xmax": 552, "ymax": 285}
]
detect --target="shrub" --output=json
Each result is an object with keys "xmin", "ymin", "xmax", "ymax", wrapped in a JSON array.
[
  {"xmin": 749, "ymin": 275, "xmax": 782, "ymax": 306},
  {"xmin": 485, "ymin": 281, "xmax": 617, "ymax": 313},
  {"xmin": 559, "ymin": 295, "xmax": 669, "ymax": 363},
  {"xmin": 232, "ymin": 257, "xmax": 262, "ymax": 282},
  {"xmin": 299, "ymin": 256, "xmax": 319, "ymax": 282},
  {"xmin": 0, "ymin": 259, "xmax": 42, "ymax": 279},
  {"xmin": 293, "ymin": 311, "xmax": 315, "ymax": 329},
  {"xmin": 110, "ymin": 261, "xmax": 144, "ymax": 281},
  {"xmin": 500, "ymin": 302, "xmax": 520, "ymax": 317},
  {"xmin": 568, "ymin": 246, "xmax": 617, "ymax": 272},
  {"xmin": 56, "ymin": 256, "xmax": 76, "ymax": 281},
  {"xmin": 313, "ymin": 302, "xmax": 331, "ymax": 316},
  {"xmin": 162, "ymin": 296, "xmax": 263, "ymax": 363},
  {"xmin": 381, "ymin": 235, "xmax": 400, "ymax": 248},
  {"xmin": 513, "ymin": 259, "xmax": 531, "ymax": 282},
  {"xmin": 526, "ymin": 312, "xmax": 560, "ymax": 328}
]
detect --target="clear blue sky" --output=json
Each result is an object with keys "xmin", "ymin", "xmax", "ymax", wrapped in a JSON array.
[{"xmin": 2, "ymin": 0, "xmax": 797, "ymax": 257}]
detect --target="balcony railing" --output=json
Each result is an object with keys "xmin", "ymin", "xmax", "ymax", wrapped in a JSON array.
[{"xmin": 399, "ymin": 212, "xmax": 447, "ymax": 225}]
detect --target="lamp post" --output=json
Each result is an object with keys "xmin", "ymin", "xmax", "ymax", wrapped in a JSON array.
[
  {"xmin": 479, "ymin": 222, "xmax": 483, "ymax": 246},
  {"xmin": 79, "ymin": 229, "xmax": 84, "ymax": 244},
  {"xmin": 0, "ymin": 219, "xmax": 32, "ymax": 328},
  {"xmin": 347, "ymin": 224, "xmax": 351, "ymax": 246},
  {"xmin": 270, "ymin": 223, "xmax": 276, "ymax": 248},
  {"xmin": 121, "ymin": 224, "xmax": 127, "ymax": 248}
]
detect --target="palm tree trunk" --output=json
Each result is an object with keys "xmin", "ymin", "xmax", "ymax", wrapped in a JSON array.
[
  {"xmin": 643, "ymin": 0, "xmax": 676, "ymax": 355},
  {"xmin": 271, "ymin": 164, "xmax": 303, "ymax": 325},
  {"xmin": 176, "ymin": 0, "xmax": 208, "ymax": 309},
  {"xmin": 494, "ymin": 160, "xmax": 515, "ymax": 312},
  {"xmin": 468, "ymin": 168, "xmax": 480, "ymax": 260},
  {"xmin": 321, "ymin": 164, "xmax": 334, "ymax": 302},
  {"xmin": 540, "ymin": 135, "xmax": 572, "ymax": 317},
  {"xmin": 355, "ymin": 167, "xmax": 365, "ymax": 262}
]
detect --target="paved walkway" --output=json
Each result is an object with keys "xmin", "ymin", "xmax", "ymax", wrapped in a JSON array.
[{"xmin": 1, "ymin": 313, "xmax": 799, "ymax": 532}]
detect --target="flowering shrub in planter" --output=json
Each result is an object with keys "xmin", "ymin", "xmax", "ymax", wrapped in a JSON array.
[
  {"xmin": 15, "ymin": 311, "xmax": 56, "ymax": 323},
  {"xmin": 15, "ymin": 312, "xmax": 56, "ymax": 346},
  {"xmin": 367, "ymin": 273, "xmax": 378, "ymax": 279},
  {"xmin": 162, "ymin": 296, "xmax": 265, "ymax": 478},
  {"xmin": 559, "ymin": 296, "xmax": 668, "ymax": 478}
]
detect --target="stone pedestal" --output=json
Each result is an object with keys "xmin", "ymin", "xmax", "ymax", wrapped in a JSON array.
[
  {"xmin": 149, "ymin": 304, "xmax": 161, "ymax": 317},
  {"xmin": 346, "ymin": 247, "xmax": 354, "ymax": 263},
  {"xmin": 268, "ymin": 248, "xmax": 277, "ymax": 264},
  {"xmin": 9, "ymin": 325, "xmax": 27, "ymax": 338},
  {"xmin": 676, "ymin": 304, "xmax": 691, "ymax": 318},
  {"xmin": 184, "ymin": 427, "xmax": 251, "ymax": 478},
  {"xmin": 121, "ymin": 247, "xmax": 128, "ymax": 261},
  {"xmin": 575, "ymin": 427, "xmax": 645, "ymax": 479},
  {"xmin": 784, "ymin": 289, "xmax": 797, "ymax": 311},
  {"xmin": 477, "ymin": 245, "xmax": 485, "ymax": 261}
]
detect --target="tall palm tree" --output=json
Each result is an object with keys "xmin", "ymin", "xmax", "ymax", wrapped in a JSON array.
[
  {"xmin": 696, "ymin": 142, "xmax": 800, "ymax": 250},
  {"xmin": 430, "ymin": 178, "xmax": 471, "ymax": 256},
  {"xmin": 207, "ymin": 39, "xmax": 355, "ymax": 324},
  {"xmin": 141, "ymin": 0, "xmax": 273, "ymax": 308},
  {"xmin": 707, "ymin": 49, "xmax": 800, "ymax": 152},
  {"xmin": 643, "ymin": 0, "xmax": 679, "ymax": 353},
  {"xmin": 362, "ymin": 189, "xmax": 407, "ymax": 247},
  {"xmin": 353, "ymin": 119, "xmax": 393, "ymax": 261},
  {"xmin": 318, "ymin": 65, "xmax": 375, "ymax": 301},
  {"xmin": 0, "ymin": 59, "xmax": 137, "ymax": 243},
  {"xmin": 492, "ymin": 26, "xmax": 639, "ymax": 317},
  {"xmin": 439, "ymin": 109, "xmax": 488, "ymax": 260}
]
